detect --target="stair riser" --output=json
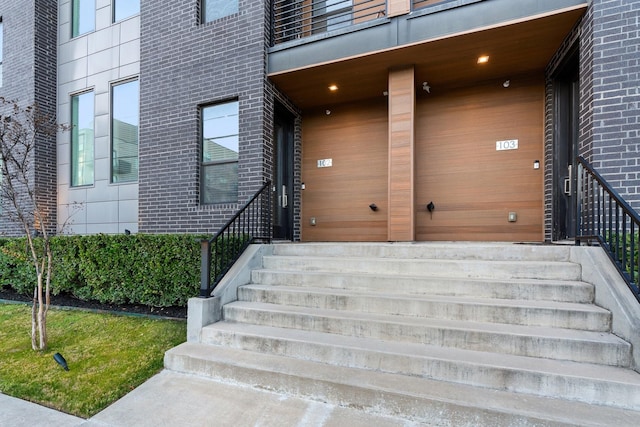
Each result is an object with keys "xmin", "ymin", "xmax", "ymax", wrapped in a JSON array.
[
  {"xmin": 203, "ymin": 324, "xmax": 630, "ymax": 368},
  {"xmin": 164, "ymin": 351, "xmax": 580, "ymax": 426},
  {"xmin": 251, "ymin": 271, "xmax": 595, "ymax": 303},
  {"xmin": 262, "ymin": 257, "xmax": 582, "ymax": 281},
  {"xmin": 166, "ymin": 349, "xmax": 640, "ymax": 412},
  {"xmin": 221, "ymin": 307, "xmax": 621, "ymax": 364},
  {"xmin": 234, "ymin": 289, "xmax": 611, "ymax": 332},
  {"xmin": 272, "ymin": 243, "xmax": 572, "ymax": 262}
]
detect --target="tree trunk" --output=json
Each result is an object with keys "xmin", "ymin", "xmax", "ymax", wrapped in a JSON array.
[{"xmin": 31, "ymin": 286, "xmax": 37, "ymax": 350}]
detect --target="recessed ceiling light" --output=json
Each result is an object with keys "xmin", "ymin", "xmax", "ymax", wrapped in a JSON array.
[
  {"xmin": 477, "ymin": 55, "xmax": 490, "ymax": 64},
  {"xmin": 328, "ymin": 85, "xmax": 338, "ymax": 91}
]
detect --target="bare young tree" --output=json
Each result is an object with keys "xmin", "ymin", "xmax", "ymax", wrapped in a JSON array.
[{"xmin": 0, "ymin": 97, "xmax": 64, "ymax": 351}]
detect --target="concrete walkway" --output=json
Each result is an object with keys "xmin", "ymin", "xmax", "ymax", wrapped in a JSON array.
[{"xmin": 0, "ymin": 370, "xmax": 417, "ymax": 427}]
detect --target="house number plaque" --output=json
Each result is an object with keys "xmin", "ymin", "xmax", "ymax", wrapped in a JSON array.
[{"xmin": 496, "ymin": 139, "xmax": 518, "ymax": 151}]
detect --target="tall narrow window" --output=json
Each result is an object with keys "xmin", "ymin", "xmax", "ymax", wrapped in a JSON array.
[
  {"xmin": 202, "ymin": 0, "xmax": 238, "ymax": 23},
  {"xmin": 201, "ymin": 101, "xmax": 239, "ymax": 204},
  {"xmin": 71, "ymin": 91, "xmax": 95, "ymax": 187},
  {"xmin": 114, "ymin": 0, "xmax": 140, "ymax": 22},
  {"xmin": 72, "ymin": 0, "xmax": 95, "ymax": 37},
  {"xmin": 111, "ymin": 80, "xmax": 139, "ymax": 183}
]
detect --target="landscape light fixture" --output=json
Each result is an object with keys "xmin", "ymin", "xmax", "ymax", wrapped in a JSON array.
[{"xmin": 53, "ymin": 352, "xmax": 69, "ymax": 371}]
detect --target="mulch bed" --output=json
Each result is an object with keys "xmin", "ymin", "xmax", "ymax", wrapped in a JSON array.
[{"xmin": 0, "ymin": 286, "xmax": 187, "ymax": 319}]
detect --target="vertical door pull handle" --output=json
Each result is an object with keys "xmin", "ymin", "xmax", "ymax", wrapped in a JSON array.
[{"xmin": 282, "ymin": 185, "xmax": 288, "ymax": 208}]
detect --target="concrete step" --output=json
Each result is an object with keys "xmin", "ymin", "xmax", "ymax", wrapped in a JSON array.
[
  {"xmin": 231, "ymin": 290, "xmax": 612, "ymax": 331},
  {"xmin": 271, "ymin": 242, "xmax": 572, "ymax": 262},
  {"xmin": 165, "ymin": 342, "xmax": 640, "ymax": 425},
  {"xmin": 251, "ymin": 269, "xmax": 596, "ymax": 303},
  {"xmin": 262, "ymin": 255, "xmax": 583, "ymax": 280},
  {"xmin": 225, "ymin": 293, "xmax": 628, "ymax": 365},
  {"xmin": 200, "ymin": 322, "xmax": 640, "ymax": 405}
]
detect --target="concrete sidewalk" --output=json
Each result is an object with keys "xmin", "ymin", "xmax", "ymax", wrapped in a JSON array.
[{"xmin": 1, "ymin": 370, "xmax": 416, "ymax": 427}]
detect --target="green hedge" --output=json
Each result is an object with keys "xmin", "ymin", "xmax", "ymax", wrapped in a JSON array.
[{"xmin": 0, "ymin": 234, "xmax": 217, "ymax": 307}]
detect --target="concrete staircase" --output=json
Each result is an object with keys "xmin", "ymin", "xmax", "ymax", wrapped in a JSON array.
[{"xmin": 166, "ymin": 243, "xmax": 640, "ymax": 426}]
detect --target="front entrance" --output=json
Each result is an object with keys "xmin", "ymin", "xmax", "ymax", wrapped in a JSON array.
[
  {"xmin": 273, "ymin": 104, "xmax": 295, "ymax": 240},
  {"xmin": 552, "ymin": 48, "xmax": 579, "ymax": 240}
]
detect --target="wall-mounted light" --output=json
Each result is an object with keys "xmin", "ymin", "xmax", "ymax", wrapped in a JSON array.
[
  {"xmin": 422, "ymin": 82, "xmax": 431, "ymax": 93},
  {"xmin": 503, "ymin": 80, "xmax": 510, "ymax": 88},
  {"xmin": 369, "ymin": 203, "xmax": 378, "ymax": 211},
  {"xmin": 534, "ymin": 160, "xmax": 540, "ymax": 170},
  {"xmin": 328, "ymin": 84, "xmax": 338, "ymax": 91},
  {"xmin": 477, "ymin": 55, "xmax": 490, "ymax": 64},
  {"xmin": 325, "ymin": 109, "xmax": 331, "ymax": 115}
]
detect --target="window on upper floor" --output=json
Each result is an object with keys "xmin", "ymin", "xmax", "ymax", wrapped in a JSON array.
[
  {"xmin": 201, "ymin": 100, "xmax": 239, "ymax": 204},
  {"xmin": 111, "ymin": 79, "xmax": 139, "ymax": 183},
  {"xmin": 71, "ymin": 91, "xmax": 95, "ymax": 187},
  {"xmin": 201, "ymin": 0, "xmax": 238, "ymax": 23},
  {"xmin": 72, "ymin": 0, "xmax": 95, "ymax": 37},
  {"xmin": 114, "ymin": 0, "xmax": 140, "ymax": 22}
]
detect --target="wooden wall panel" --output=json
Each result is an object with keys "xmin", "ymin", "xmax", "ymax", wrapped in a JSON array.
[
  {"xmin": 415, "ymin": 75, "xmax": 545, "ymax": 242},
  {"xmin": 387, "ymin": 0, "xmax": 411, "ymax": 17},
  {"xmin": 354, "ymin": 0, "xmax": 387, "ymax": 23},
  {"xmin": 388, "ymin": 66, "xmax": 415, "ymax": 241},
  {"xmin": 301, "ymin": 98, "xmax": 388, "ymax": 241}
]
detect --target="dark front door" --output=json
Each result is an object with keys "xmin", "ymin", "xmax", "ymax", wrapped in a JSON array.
[
  {"xmin": 553, "ymin": 49, "xmax": 579, "ymax": 240},
  {"xmin": 273, "ymin": 105, "xmax": 294, "ymax": 240}
]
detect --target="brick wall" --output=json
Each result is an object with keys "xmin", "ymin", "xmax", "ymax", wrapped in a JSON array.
[
  {"xmin": 139, "ymin": 0, "xmax": 272, "ymax": 233},
  {"xmin": 33, "ymin": 0, "xmax": 58, "ymax": 235},
  {"xmin": 589, "ymin": 0, "xmax": 640, "ymax": 207},
  {"xmin": 0, "ymin": 0, "xmax": 57, "ymax": 236}
]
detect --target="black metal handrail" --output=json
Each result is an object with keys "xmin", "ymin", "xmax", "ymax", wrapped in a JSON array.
[
  {"xmin": 199, "ymin": 181, "xmax": 272, "ymax": 297},
  {"xmin": 575, "ymin": 156, "xmax": 640, "ymax": 302},
  {"xmin": 272, "ymin": 0, "xmax": 387, "ymax": 45}
]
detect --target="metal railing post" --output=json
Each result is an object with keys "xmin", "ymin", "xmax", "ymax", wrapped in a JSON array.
[{"xmin": 200, "ymin": 239, "xmax": 211, "ymax": 298}]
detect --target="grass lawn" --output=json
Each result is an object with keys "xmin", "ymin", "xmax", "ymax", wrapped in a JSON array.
[{"xmin": 0, "ymin": 303, "xmax": 186, "ymax": 418}]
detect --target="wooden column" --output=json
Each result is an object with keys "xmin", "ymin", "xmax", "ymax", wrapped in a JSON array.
[
  {"xmin": 387, "ymin": 0, "xmax": 411, "ymax": 17},
  {"xmin": 388, "ymin": 66, "xmax": 415, "ymax": 241}
]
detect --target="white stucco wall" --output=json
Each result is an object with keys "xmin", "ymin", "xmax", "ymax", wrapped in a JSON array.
[{"xmin": 57, "ymin": 0, "xmax": 140, "ymax": 234}]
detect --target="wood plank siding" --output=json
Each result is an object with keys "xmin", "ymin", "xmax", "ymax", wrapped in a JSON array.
[
  {"xmin": 301, "ymin": 98, "xmax": 389, "ymax": 241},
  {"xmin": 300, "ymin": 74, "xmax": 544, "ymax": 242},
  {"xmin": 415, "ymin": 74, "xmax": 544, "ymax": 241},
  {"xmin": 388, "ymin": 66, "xmax": 416, "ymax": 241}
]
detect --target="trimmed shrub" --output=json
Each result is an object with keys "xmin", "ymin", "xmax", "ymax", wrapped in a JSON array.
[{"xmin": 0, "ymin": 234, "xmax": 219, "ymax": 307}]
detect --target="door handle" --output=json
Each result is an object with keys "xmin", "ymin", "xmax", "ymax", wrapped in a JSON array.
[
  {"xmin": 282, "ymin": 185, "xmax": 288, "ymax": 208},
  {"xmin": 564, "ymin": 165, "xmax": 572, "ymax": 195}
]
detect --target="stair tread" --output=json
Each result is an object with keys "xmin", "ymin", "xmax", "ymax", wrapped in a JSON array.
[
  {"xmin": 253, "ymin": 268, "xmax": 594, "ymax": 286},
  {"xmin": 167, "ymin": 342, "xmax": 640, "ymax": 425},
  {"xmin": 264, "ymin": 254, "xmax": 578, "ymax": 266},
  {"xmin": 204, "ymin": 321, "xmax": 637, "ymax": 383}
]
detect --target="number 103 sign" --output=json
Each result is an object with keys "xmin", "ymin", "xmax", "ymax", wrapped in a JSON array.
[{"xmin": 496, "ymin": 139, "xmax": 519, "ymax": 151}]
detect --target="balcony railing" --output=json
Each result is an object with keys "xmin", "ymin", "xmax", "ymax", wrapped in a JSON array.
[
  {"xmin": 412, "ymin": 0, "xmax": 452, "ymax": 10},
  {"xmin": 272, "ymin": 0, "xmax": 387, "ymax": 45}
]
